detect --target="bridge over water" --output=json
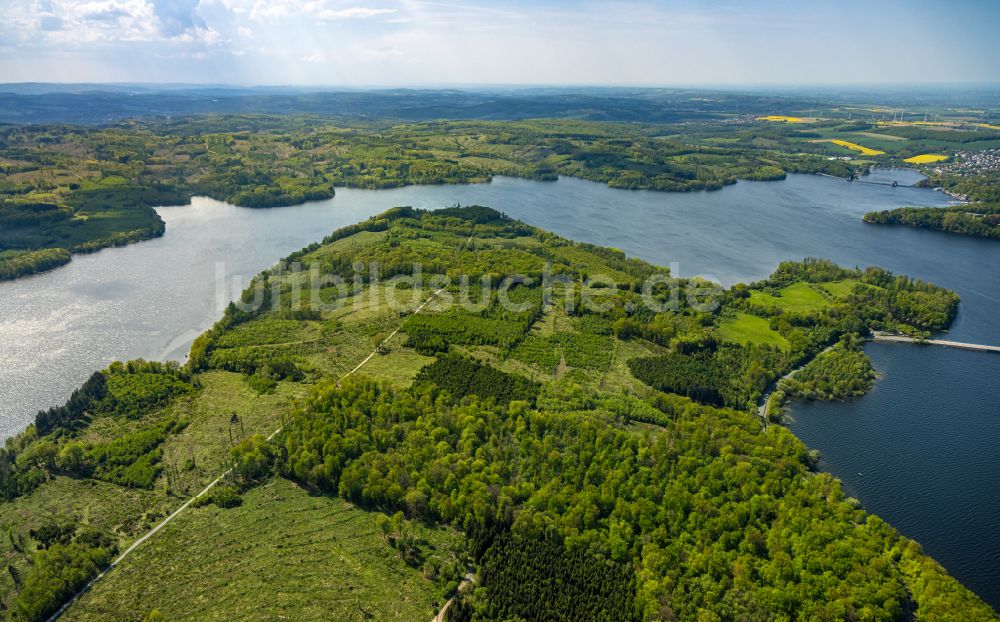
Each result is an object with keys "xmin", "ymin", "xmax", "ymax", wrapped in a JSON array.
[{"xmin": 871, "ymin": 332, "xmax": 1000, "ymax": 353}]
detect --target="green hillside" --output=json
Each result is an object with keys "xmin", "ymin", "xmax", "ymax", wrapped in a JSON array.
[{"xmin": 0, "ymin": 206, "xmax": 991, "ymax": 621}]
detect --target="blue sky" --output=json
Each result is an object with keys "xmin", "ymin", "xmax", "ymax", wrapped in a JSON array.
[{"xmin": 1, "ymin": 0, "xmax": 998, "ymax": 85}]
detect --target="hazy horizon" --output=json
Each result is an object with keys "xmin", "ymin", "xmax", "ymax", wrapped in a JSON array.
[{"xmin": 4, "ymin": 81, "xmax": 1000, "ymax": 87}]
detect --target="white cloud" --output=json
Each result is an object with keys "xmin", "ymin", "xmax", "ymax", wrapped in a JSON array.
[
  {"xmin": 237, "ymin": 25, "xmax": 253, "ymax": 37},
  {"xmin": 301, "ymin": 49, "xmax": 326, "ymax": 63},
  {"xmin": 174, "ymin": 25, "xmax": 222, "ymax": 45},
  {"xmin": 318, "ymin": 7, "xmax": 396, "ymax": 20},
  {"xmin": 245, "ymin": 1, "xmax": 396, "ymax": 23},
  {"xmin": 359, "ymin": 46, "xmax": 401, "ymax": 61},
  {"xmin": 45, "ymin": 0, "xmax": 160, "ymax": 43},
  {"xmin": 247, "ymin": 0, "xmax": 292, "ymax": 22},
  {"xmin": 1, "ymin": 0, "xmax": 224, "ymax": 45}
]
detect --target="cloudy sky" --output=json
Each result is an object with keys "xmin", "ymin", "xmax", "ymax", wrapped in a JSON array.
[{"xmin": 1, "ymin": 0, "xmax": 998, "ymax": 85}]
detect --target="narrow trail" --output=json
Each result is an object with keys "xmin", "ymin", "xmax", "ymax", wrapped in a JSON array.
[
  {"xmin": 432, "ymin": 574, "xmax": 475, "ymax": 622},
  {"xmin": 340, "ymin": 285, "xmax": 446, "ymax": 381},
  {"xmin": 48, "ymin": 231, "xmax": 475, "ymax": 622},
  {"xmin": 757, "ymin": 344, "xmax": 836, "ymax": 430}
]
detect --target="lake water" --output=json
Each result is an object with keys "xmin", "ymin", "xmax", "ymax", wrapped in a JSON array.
[
  {"xmin": 1, "ymin": 171, "xmax": 998, "ymax": 607},
  {"xmin": 789, "ymin": 343, "xmax": 1000, "ymax": 606}
]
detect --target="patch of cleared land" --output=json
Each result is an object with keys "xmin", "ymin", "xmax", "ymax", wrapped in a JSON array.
[
  {"xmin": 63, "ymin": 477, "xmax": 464, "ymax": 622},
  {"xmin": 357, "ymin": 333, "xmax": 436, "ymax": 387}
]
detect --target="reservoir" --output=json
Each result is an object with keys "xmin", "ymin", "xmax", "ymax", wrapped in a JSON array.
[{"xmin": 1, "ymin": 171, "xmax": 998, "ymax": 607}]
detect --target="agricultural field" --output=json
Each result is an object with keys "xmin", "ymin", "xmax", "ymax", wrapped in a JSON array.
[
  {"xmin": 817, "ymin": 139, "xmax": 885, "ymax": 156},
  {"xmin": 758, "ymin": 115, "xmax": 809, "ymax": 123},
  {"xmin": 904, "ymin": 153, "xmax": 950, "ymax": 164},
  {"xmin": 852, "ymin": 131, "xmax": 906, "ymax": 142}
]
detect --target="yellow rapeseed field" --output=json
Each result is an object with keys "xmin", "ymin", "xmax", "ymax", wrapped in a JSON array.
[
  {"xmin": 760, "ymin": 115, "xmax": 807, "ymax": 123},
  {"xmin": 826, "ymin": 139, "xmax": 885, "ymax": 156},
  {"xmin": 903, "ymin": 154, "xmax": 949, "ymax": 164},
  {"xmin": 977, "ymin": 123, "xmax": 1000, "ymax": 131}
]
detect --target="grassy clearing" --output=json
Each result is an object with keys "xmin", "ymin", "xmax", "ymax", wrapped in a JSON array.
[
  {"xmin": 214, "ymin": 318, "xmax": 321, "ymax": 349},
  {"xmin": 329, "ymin": 285, "xmax": 423, "ymax": 328},
  {"xmin": 0, "ymin": 372, "xmax": 302, "ymax": 612},
  {"xmin": 487, "ymin": 351, "xmax": 555, "ymax": 385},
  {"xmin": 0, "ymin": 370, "xmax": 304, "ymax": 609},
  {"xmin": 715, "ymin": 312, "xmax": 790, "ymax": 351},
  {"xmin": 63, "ymin": 477, "xmax": 464, "ymax": 622},
  {"xmin": 544, "ymin": 246, "xmax": 636, "ymax": 283},
  {"xmin": 473, "ymin": 235, "xmax": 542, "ymax": 249},
  {"xmin": 356, "ymin": 334, "xmax": 436, "ymax": 387},
  {"xmin": 903, "ymin": 154, "xmax": 949, "ymax": 164},
  {"xmin": 157, "ymin": 371, "xmax": 304, "ymax": 496},
  {"xmin": 317, "ymin": 229, "xmax": 388, "ymax": 254},
  {"xmin": 817, "ymin": 278, "xmax": 859, "ymax": 299},
  {"xmin": 600, "ymin": 337, "xmax": 667, "ymax": 394},
  {"xmin": 305, "ymin": 321, "xmax": 399, "ymax": 379},
  {"xmin": 748, "ymin": 282, "xmax": 831, "ymax": 314},
  {"xmin": 527, "ymin": 299, "xmax": 576, "ymax": 336}
]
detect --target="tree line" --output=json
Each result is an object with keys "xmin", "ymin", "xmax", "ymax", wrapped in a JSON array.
[{"xmin": 269, "ymin": 375, "xmax": 993, "ymax": 620}]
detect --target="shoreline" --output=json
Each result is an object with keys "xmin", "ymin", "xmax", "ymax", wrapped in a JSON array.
[
  {"xmin": 0, "ymin": 172, "xmax": 961, "ymax": 441},
  {"xmin": 0, "ymin": 167, "xmax": 868, "ymax": 283}
]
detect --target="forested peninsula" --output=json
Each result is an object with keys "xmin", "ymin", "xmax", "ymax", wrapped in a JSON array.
[
  {"xmin": 1, "ymin": 207, "xmax": 992, "ymax": 621},
  {"xmin": 865, "ymin": 202, "xmax": 1000, "ymax": 240},
  {"xmin": 863, "ymin": 168, "xmax": 1000, "ymax": 240}
]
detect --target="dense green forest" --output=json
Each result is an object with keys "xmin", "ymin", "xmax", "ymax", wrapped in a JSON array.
[
  {"xmin": 780, "ymin": 338, "xmax": 877, "ymax": 402},
  {"xmin": 0, "ymin": 206, "xmax": 992, "ymax": 620},
  {"xmin": 865, "ymin": 202, "xmax": 1000, "ymax": 240}
]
